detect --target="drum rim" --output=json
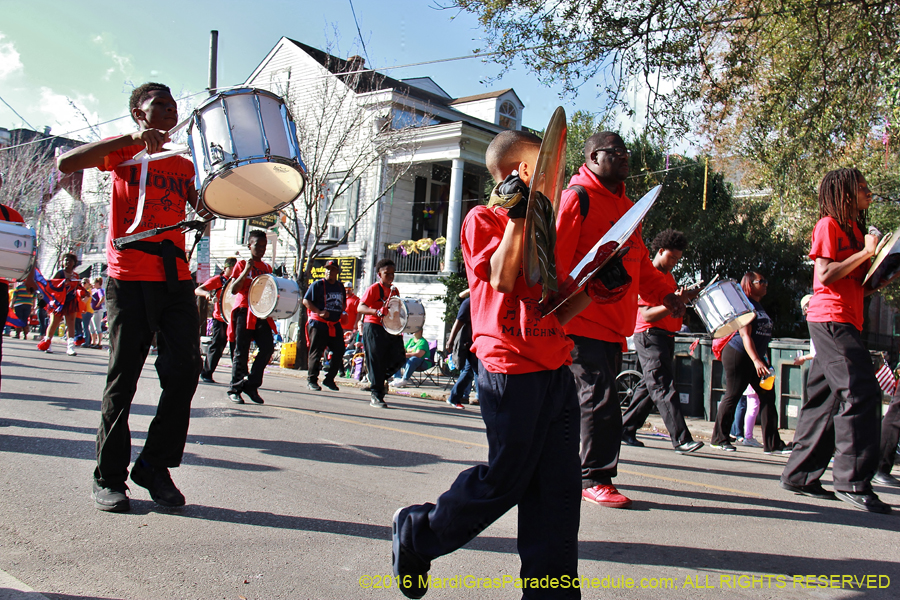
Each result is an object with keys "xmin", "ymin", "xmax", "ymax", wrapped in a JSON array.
[
  {"xmin": 194, "ymin": 87, "xmax": 289, "ymax": 113},
  {"xmin": 0, "ymin": 225, "xmax": 37, "ymax": 281}
]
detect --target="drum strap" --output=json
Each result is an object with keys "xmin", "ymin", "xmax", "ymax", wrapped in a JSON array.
[
  {"xmin": 0, "ymin": 205, "xmax": 11, "ymax": 221},
  {"xmin": 117, "ymin": 239, "xmax": 187, "ymax": 293}
]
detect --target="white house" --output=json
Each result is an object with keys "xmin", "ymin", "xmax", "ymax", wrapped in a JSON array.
[{"xmin": 203, "ymin": 38, "xmax": 526, "ymax": 345}]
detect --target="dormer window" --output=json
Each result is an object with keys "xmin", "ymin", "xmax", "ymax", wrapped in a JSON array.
[{"xmin": 498, "ymin": 101, "xmax": 518, "ymax": 129}]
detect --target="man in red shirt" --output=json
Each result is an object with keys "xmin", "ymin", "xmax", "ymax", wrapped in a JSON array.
[
  {"xmin": 620, "ymin": 229, "xmax": 702, "ymax": 453},
  {"xmin": 555, "ymin": 132, "xmax": 685, "ymax": 510},
  {"xmin": 195, "ymin": 256, "xmax": 237, "ymax": 383},
  {"xmin": 340, "ymin": 282, "xmax": 360, "ymax": 334},
  {"xmin": 57, "ymin": 82, "xmax": 205, "ymax": 513},
  {"xmin": 227, "ymin": 230, "xmax": 276, "ymax": 405}
]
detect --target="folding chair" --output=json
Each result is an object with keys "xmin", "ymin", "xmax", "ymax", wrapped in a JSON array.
[{"xmin": 411, "ymin": 341, "xmax": 442, "ymax": 388}]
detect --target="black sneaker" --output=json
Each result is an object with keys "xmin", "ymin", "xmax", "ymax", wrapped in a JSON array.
[
  {"xmin": 130, "ymin": 458, "xmax": 186, "ymax": 507},
  {"xmin": 835, "ymin": 490, "xmax": 892, "ymax": 514},
  {"xmin": 779, "ymin": 480, "xmax": 836, "ymax": 500},
  {"xmin": 621, "ymin": 434, "xmax": 645, "ymax": 447},
  {"xmin": 370, "ymin": 395, "xmax": 388, "ymax": 409},
  {"xmin": 199, "ymin": 374, "xmax": 216, "ymax": 384},
  {"xmin": 872, "ymin": 471, "xmax": 900, "ymax": 488},
  {"xmin": 711, "ymin": 443, "xmax": 737, "ymax": 452},
  {"xmin": 244, "ymin": 388, "xmax": 265, "ymax": 404},
  {"xmin": 322, "ymin": 379, "xmax": 339, "ymax": 391},
  {"xmin": 392, "ymin": 507, "xmax": 431, "ymax": 599},
  {"xmin": 307, "ymin": 381, "xmax": 322, "ymax": 391},
  {"xmin": 92, "ymin": 481, "xmax": 130, "ymax": 513},
  {"xmin": 228, "ymin": 391, "xmax": 243, "ymax": 404}
]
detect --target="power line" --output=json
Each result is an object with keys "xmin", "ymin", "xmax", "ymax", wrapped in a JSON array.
[
  {"xmin": 0, "ymin": 93, "xmax": 39, "ymax": 131},
  {"xmin": 347, "ymin": 0, "xmax": 371, "ymax": 67}
]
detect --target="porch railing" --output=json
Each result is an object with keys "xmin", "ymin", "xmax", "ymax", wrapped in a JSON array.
[{"xmin": 384, "ymin": 247, "xmax": 442, "ymax": 274}]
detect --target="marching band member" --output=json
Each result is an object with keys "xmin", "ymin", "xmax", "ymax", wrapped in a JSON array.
[
  {"xmin": 195, "ymin": 256, "xmax": 237, "ymax": 383},
  {"xmin": 780, "ymin": 168, "xmax": 891, "ymax": 513},
  {"xmin": 357, "ymin": 258, "xmax": 405, "ymax": 408},
  {"xmin": 391, "ymin": 129, "xmax": 616, "ymax": 599},
  {"xmin": 620, "ymin": 229, "xmax": 703, "ymax": 454},
  {"xmin": 227, "ymin": 230, "xmax": 276, "ymax": 405},
  {"xmin": 57, "ymin": 82, "xmax": 204, "ymax": 512},
  {"xmin": 303, "ymin": 260, "xmax": 346, "ymax": 392},
  {"xmin": 555, "ymin": 132, "xmax": 685, "ymax": 510}
]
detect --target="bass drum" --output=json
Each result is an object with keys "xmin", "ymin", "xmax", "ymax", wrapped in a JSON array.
[
  {"xmin": 382, "ymin": 297, "xmax": 426, "ymax": 336},
  {"xmin": 693, "ymin": 280, "xmax": 756, "ymax": 339},
  {"xmin": 249, "ymin": 274, "xmax": 301, "ymax": 320},
  {"xmin": 221, "ymin": 279, "xmax": 238, "ymax": 324}
]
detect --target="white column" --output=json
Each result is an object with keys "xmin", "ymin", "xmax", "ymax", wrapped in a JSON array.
[{"xmin": 443, "ymin": 158, "xmax": 465, "ymax": 274}]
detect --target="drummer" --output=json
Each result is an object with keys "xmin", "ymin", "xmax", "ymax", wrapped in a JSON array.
[
  {"xmin": 357, "ymin": 258, "xmax": 405, "ymax": 408},
  {"xmin": 0, "ymin": 172, "xmax": 34, "ymax": 387},
  {"xmin": 303, "ymin": 260, "xmax": 346, "ymax": 392},
  {"xmin": 56, "ymin": 82, "xmax": 204, "ymax": 513},
  {"xmin": 195, "ymin": 256, "xmax": 237, "ymax": 383},
  {"xmin": 227, "ymin": 230, "xmax": 277, "ymax": 405}
]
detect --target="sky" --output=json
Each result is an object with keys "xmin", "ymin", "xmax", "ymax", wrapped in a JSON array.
[{"xmin": 0, "ymin": 0, "xmax": 624, "ymax": 144}]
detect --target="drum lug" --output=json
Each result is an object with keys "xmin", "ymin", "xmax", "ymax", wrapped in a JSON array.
[{"xmin": 209, "ymin": 143, "xmax": 225, "ymax": 165}]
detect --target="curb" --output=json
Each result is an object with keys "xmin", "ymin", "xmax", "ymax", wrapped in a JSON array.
[{"xmin": 0, "ymin": 570, "xmax": 49, "ymax": 600}]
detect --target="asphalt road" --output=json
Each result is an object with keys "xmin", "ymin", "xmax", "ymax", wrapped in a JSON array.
[{"xmin": 0, "ymin": 337, "xmax": 898, "ymax": 600}]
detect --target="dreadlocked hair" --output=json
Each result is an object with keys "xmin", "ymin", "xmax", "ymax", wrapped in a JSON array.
[{"xmin": 818, "ymin": 168, "xmax": 866, "ymax": 250}]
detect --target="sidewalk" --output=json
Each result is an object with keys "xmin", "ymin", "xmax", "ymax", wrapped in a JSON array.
[{"xmin": 269, "ymin": 365, "xmax": 796, "ymax": 444}]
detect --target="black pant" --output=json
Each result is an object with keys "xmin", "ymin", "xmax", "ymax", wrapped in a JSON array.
[
  {"xmin": 0, "ymin": 282, "xmax": 7, "ymax": 371},
  {"xmin": 94, "ymin": 278, "xmax": 200, "ymax": 486},
  {"xmin": 569, "ymin": 335, "xmax": 621, "ymax": 487},
  {"xmin": 229, "ymin": 307, "xmax": 275, "ymax": 394},
  {"xmin": 399, "ymin": 365, "xmax": 581, "ymax": 598},
  {"xmin": 622, "ymin": 329, "xmax": 693, "ymax": 447},
  {"xmin": 362, "ymin": 322, "xmax": 404, "ymax": 400},
  {"xmin": 781, "ymin": 321, "xmax": 881, "ymax": 493},
  {"xmin": 201, "ymin": 318, "xmax": 230, "ymax": 379},
  {"xmin": 712, "ymin": 344, "xmax": 782, "ymax": 451},
  {"xmin": 879, "ymin": 394, "xmax": 900, "ymax": 475},
  {"xmin": 307, "ymin": 321, "xmax": 344, "ymax": 384}
]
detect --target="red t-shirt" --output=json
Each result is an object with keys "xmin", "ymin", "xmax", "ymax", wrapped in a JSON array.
[
  {"xmin": 226, "ymin": 260, "xmax": 276, "ymax": 340},
  {"xmin": 555, "ymin": 166, "xmax": 675, "ymax": 348},
  {"xmin": 806, "ymin": 216, "xmax": 867, "ymax": 330},
  {"xmin": 360, "ymin": 282, "xmax": 398, "ymax": 325},
  {"xmin": 340, "ymin": 293, "xmax": 360, "ymax": 330},
  {"xmin": 99, "ymin": 143, "xmax": 195, "ymax": 282},
  {"xmin": 634, "ymin": 270, "xmax": 682, "ymax": 333},
  {"xmin": 461, "ymin": 205, "xmax": 573, "ymax": 374},
  {"xmin": 199, "ymin": 274, "xmax": 229, "ymax": 322}
]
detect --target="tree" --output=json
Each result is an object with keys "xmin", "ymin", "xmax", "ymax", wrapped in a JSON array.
[
  {"xmin": 262, "ymin": 43, "xmax": 425, "ymax": 365},
  {"xmin": 0, "ymin": 132, "xmax": 56, "ymax": 220},
  {"xmin": 450, "ymin": 0, "xmax": 899, "ymax": 215}
]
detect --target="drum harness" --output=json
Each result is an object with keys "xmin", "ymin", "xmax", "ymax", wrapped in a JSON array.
[{"xmin": 113, "ymin": 219, "xmax": 210, "ymax": 292}]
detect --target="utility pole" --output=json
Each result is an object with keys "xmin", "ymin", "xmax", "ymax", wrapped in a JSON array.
[{"xmin": 197, "ymin": 30, "xmax": 218, "ymax": 337}]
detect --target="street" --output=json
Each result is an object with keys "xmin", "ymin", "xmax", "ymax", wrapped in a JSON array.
[{"xmin": 0, "ymin": 337, "xmax": 898, "ymax": 600}]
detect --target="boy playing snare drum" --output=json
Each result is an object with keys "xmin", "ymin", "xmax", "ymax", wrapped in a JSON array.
[{"xmin": 57, "ymin": 82, "xmax": 207, "ymax": 513}]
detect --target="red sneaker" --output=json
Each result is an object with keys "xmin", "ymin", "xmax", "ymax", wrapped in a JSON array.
[
  {"xmin": 582, "ymin": 484, "xmax": 633, "ymax": 508},
  {"xmin": 37, "ymin": 337, "xmax": 51, "ymax": 352}
]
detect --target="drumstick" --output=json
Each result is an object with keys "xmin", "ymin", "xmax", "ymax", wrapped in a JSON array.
[{"xmin": 706, "ymin": 274, "xmax": 720, "ymax": 288}]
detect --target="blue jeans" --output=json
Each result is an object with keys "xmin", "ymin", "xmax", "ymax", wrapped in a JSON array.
[
  {"xmin": 731, "ymin": 396, "xmax": 747, "ymax": 438},
  {"xmin": 396, "ymin": 355, "xmax": 426, "ymax": 380},
  {"xmin": 449, "ymin": 352, "xmax": 478, "ymax": 404}
]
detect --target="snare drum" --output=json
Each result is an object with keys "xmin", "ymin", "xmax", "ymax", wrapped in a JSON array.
[
  {"xmin": 693, "ymin": 280, "xmax": 756, "ymax": 339},
  {"xmin": 0, "ymin": 221, "xmax": 37, "ymax": 281},
  {"xmin": 249, "ymin": 274, "xmax": 301, "ymax": 320},
  {"xmin": 221, "ymin": 279, "xmax": 238, "ymax": 324},
  {"xmin": 188, "ymin": 88, "xmax": 307, "ymax": 219},
  {"xmin": 382, "ymin": 297, "xmax": 426, "ymax": 336}
]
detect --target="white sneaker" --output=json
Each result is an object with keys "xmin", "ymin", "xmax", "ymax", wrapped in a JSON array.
[
  {"xmin": 392, "ymin": 378, "xmax": 409, "ymax": 388},
  {"xmin": 741, "ymin": 437, "xmax": 763, "ymax": 448},
  {"xmin": 66, "ymin": 338, "xmax": 77, "ymax": 356}
]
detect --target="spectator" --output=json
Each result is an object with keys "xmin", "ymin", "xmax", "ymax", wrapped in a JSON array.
[
  {"xmin": 445, "ymin": 289, "xmax": 476, "ymax": 409},
  {"xmin": 391, "ymin": 329, "xmax": 431, "ymax": 388}
]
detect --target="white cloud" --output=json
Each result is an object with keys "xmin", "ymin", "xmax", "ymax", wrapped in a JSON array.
[
  {"xmin": 0, "ymin": 34, "xmax": 24, "ymax": 79},
  {"xmin": 38, "ymin": 87, "xmax": 126, "ymax": 140}
]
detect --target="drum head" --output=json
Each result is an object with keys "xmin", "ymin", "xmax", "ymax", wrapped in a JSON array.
[
  {"xmin": 221, "ymin": 279, "xmax": 237, "ymax": 324},
  {"xmin": 249, "ymin": 274, "xmax": 278, "ymax": 318},
  {"xmin": 203, "ymin": 161, "xmax": 305, "ymax": 219},
  {"xmin": 713, "ymin": 312, "xmax": 756, "ymax": 339},
  {"xmin": 382, "ymin": 297, "xmax": 406, "ymax": 336}
]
